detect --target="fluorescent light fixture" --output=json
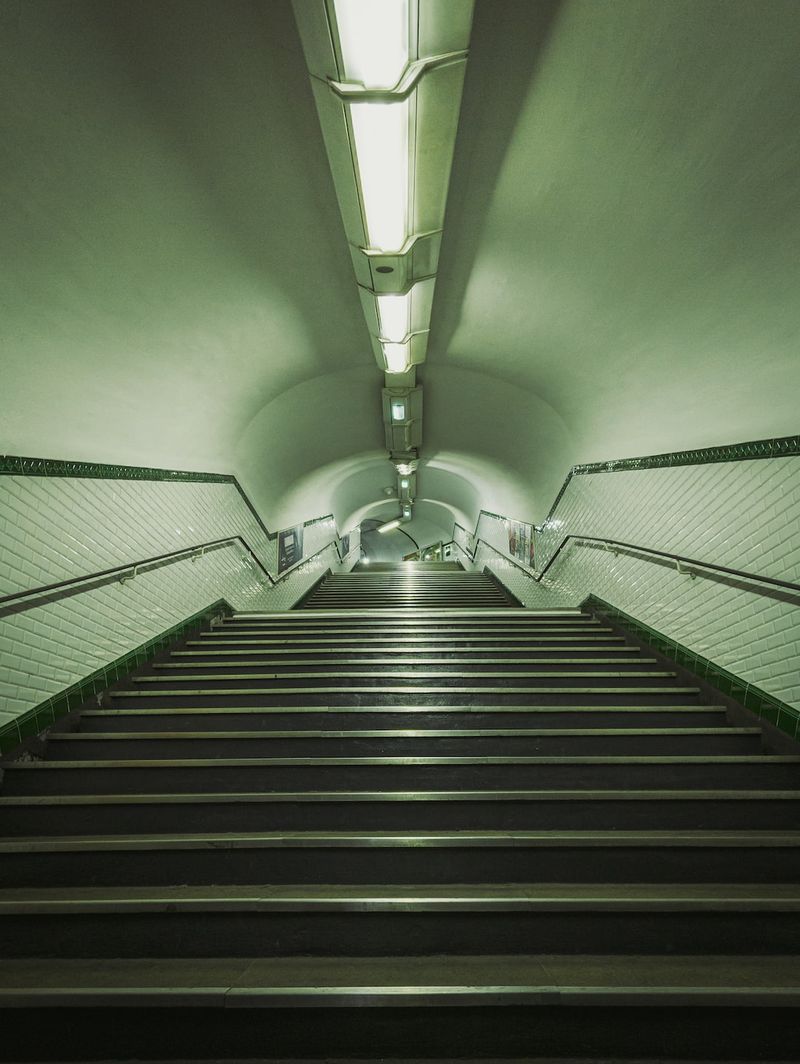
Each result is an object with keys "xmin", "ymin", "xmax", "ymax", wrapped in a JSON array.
[
  {"xmin": 383, "ymin": 342, "xmax": 410, "ymax": 374},
  {"xmin": 349, "ymin": 98, "xmax": 409, "ymax": 252},
  {"xmin": 333, "ymin": 0, "xmax": 409, "ymax": 91},
  {"xmin": 391, "ymin": 399, "xmax": 406, "ymax": 422},
  {"xmin": 377, "ymin": 518, "xmax": 401, "ymax": 534},
  {"xmin": 395, "ymin": 462, "xmax": 413, "ymax": 475},
  {"xmin": 377, "ymin": 291, "xmax": 410, "ymax": 342}
]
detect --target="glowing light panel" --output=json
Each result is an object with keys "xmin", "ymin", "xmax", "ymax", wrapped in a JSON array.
[
  {"xmin": 333, "ymin": 0, "xmax": 409, "ymax": 90},
  {"xmin": 383, "ymin": 342, "xmax": 411, "ymax": 373},
  {"xmin": 377, "ymin": 291, "xmax": 411, "ymax": 342},
  {"xmin": 350, "ymin": 99, "xmax": 409, "ymax": 252}
]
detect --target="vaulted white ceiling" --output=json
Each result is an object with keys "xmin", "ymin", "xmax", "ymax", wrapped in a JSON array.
[{"xmin": 2, "ymin": 0, "xmax": 799, "ymax": 541}]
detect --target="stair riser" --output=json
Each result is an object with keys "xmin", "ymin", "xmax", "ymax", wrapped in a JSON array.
[
  {"xmin": 304, "ymin": 602, "xmax": 513, "ymax": 610},
  {"xmin": 127, "ymin": 673, "xmax": 679, "ymax": 690},
  {"xmin": 6, "ymin": 762, "xmax": 799, "ymax": 795},
  {"xmin": 77, "ymin": 709, "xmax": 730, "ymax": 731},
  {"xmin": 170, "ymin": 648, "xmax": 645, "ymax": 661},
  {"xmin": 1, "ymin": 846, "xmax": 798, "ymax": 886},
  {"xmin": 45, "ymin": 734, "xmax": 762, "ymax": 760},
  {"xmin": 195, "ymin": 634, "xmax": 626, "ymax": 646},
  {"xmin": 4, "ymin": 798, "xmax": 799, "ymax": 835},
  {"xmin": 146, "ymin": 662, "xmax": 660, "ymax": 677},
  {"xmin": 108, "ymin": 689, "xmax": 704, "ymax": 707},
  {"xmin": 306, "ymin": 592, "xmax": 509, "ymax": 599},
  {"xmin": 217, "ymin": 623, "xmax": 603, "ymax": 633},
  {"xmin": 3, "ymin": 910, "xmax": 799, "ymax": 958},
  {"xmin": 1, "ymin": 1005, "xmax": 798, "ymax": 1063},
  {"xmin": 302, "ymin": 603, "xmax": 515, "ymax": 610}
]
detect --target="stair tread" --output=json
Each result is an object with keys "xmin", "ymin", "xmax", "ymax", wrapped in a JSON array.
[
  {"xmin": 134, "ymin": 670, "xmax": 678, "ymax": 680},
  {"xmin": 0, "ymin": 954, "xmax": 798, "ymax": 998},
  {"xmin": 52, "ymin": 727, "xmax": 759, "ymax": 739},
  {"xmin": 1, "ymin": 883, "xmax": 799, "ymax": 911},
  {"xmin": 156, "ymin": 657, "xmax": 654, "ymax": 666},
  {"xmin": 83, "ymin": 705, "xmax": 727, "ymax": 714},
  {"xmin": 8, "ymin": 754, "xmax": 798, "ymax": 769},
  {"xmin": 3, "ymin": 788, "xmax": 799, "ymax": 806},
  {"xmin": 3, "ymin": 830, "xmax": 800, "ymax": 853}
]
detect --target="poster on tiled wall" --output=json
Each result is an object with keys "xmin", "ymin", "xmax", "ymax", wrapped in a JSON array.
[
  {"xmin": 277, "ymin": 525, "xmax": 304, "ymax": 574},
  {"xmin": 508, "ymin": 520, "xmax": 535, "ymax": 569}
]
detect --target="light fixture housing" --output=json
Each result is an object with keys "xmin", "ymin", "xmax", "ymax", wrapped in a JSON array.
[
  {"xmin": 383, "ymin": 386, "xmax": 422, "ymax": 450},
  {"xmin": 292, "ymin": 0, "xmax": 474, "ymax": 340},
  {"xmin": 358, "ymin": 277, "xmax": 435, "ymax": 372},
  {"xmin": 398, "ymin": 471, "xmax": 417, "ymax": 502}
]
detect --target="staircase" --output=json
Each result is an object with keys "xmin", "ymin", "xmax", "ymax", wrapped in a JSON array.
[
  {"xmin": 1, "ymin": 565, "xmax": 799, "ymax": 1061},
  {"xmin": 302, "ymin": 561, "xmax": 518, "ymax": 609}
]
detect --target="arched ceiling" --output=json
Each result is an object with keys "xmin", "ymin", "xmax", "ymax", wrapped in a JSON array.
[{"xmin": 2, "ymin": 0, "xmax": 798, "ymax": 542}]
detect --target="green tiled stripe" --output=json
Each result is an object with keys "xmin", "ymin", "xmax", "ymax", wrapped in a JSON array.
[
  {"xmin": 585, "ymin": 595, "xmax": 800, "ymax": 743},
  {"xmin": 0, "ymin": 454, "xmax": 235, "ymax": 484},
  {"xmin": 0, "ymin": 453, "xmax": 339, "ymax": 547},
  {"xmin": 0, "ymin": 599, "xmax": 233, "ymax": 758},
  {"xmin": 573, "ymin": 434, "xmax": 800, "ymax": 476},
  {"xmin": 545, "ymin": 434, "xmax": 800, "ymax": 523}
]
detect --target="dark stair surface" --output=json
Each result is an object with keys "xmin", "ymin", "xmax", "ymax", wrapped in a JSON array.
[{"xmin": 1, "ymin": 564, "xmax": 799, "ymax": 1061}]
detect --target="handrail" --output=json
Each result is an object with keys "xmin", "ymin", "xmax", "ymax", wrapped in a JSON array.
[
  {"xmin": 537, "ymin": 535, "xmax": 800, "ymax": 595},
  {"xmin": 0, "ymin": 534, "xmax": 343, "ymax": 616},
  {"xmin": 462, "ymin": 530, "xmax": 800, "ymax": 602}
]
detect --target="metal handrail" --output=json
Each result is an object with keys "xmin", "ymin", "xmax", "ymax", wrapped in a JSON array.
[
  {"xmin": 459, "ymin": 529, "xmax": 800, "ymax": 600},
  {"xmin": 537, "ymin": 535, "xmax": 800, "ymax": 594},
  {"xmin": 0, "ymin": 534, "xmax": 342, "ymax": 615}
]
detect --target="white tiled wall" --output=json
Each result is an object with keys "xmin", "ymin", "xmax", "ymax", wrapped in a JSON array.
[
  {"xmin": 0, "ymin": 476, "xmax": 353, "ymax": 725},
  {"xmin": 465, "ymin": 458, "xmax": 800, "ymax": 712},
  {"xmin": 0, "ymin": 476, "xmax": 276, "ymax": 595},
  {"xmin": 536, "ymin": 457, "xmax": 800, "ymax": 583}
]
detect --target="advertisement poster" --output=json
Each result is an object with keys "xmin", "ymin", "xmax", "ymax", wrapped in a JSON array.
[
  {"xmin": 277, "ymin": 524, "xmax": 304, "ymax": 574},
  {"xmin": 508, "ymin": 520, "xmax": 534, "ymax": 569},
  {"xmin": 339, "ymin": 532, "xmax": 351, "ymax": 559}
]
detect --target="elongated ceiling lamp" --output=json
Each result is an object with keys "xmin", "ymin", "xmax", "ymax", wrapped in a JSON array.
[
  {"xmin": 293, "ymin": 0, "xmax": 473, "ymax": 533},
  {"xmin": 292, "ymin": 0, "xmax": 474, "ymax": 380}
]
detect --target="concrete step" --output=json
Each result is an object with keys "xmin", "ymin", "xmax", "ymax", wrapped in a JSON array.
[
  {"xmin": 2, "ymin": 790, "xmax": 799, "ymax": 836},
  {"xmin": 43, "ymin": 727, "xmax": 763, "ymax": 760},
  {"xmin": 107, "ymin": 685, "xmax": 706, "ymax": 708},
  {"xmin": 6, "ymin": 755, "xmax": 800, "ymax": 796},
  {"xmin": 1, "ymin": 831, "xmax": 799, "ymax": 886},
  {"xmin": 148, "ymin": 657, "xmax": 661, "ymax": 673},
  {"xmin": 1, "ymin": 884, "xmax": 799, "ymax": 958},
  {"xmin": 169, "ymin": 647, "xmax": 650, "ymax": 662},
  {"xmin": 78, "ymin": 704, "xmax": 731, "ymax": 731},
  {"xmin": 1, "ymin": 954, "xmax": 798, "ymax": 1062}
]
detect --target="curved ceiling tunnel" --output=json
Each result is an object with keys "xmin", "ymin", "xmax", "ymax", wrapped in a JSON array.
[{"xmin": 2, "ymin": 1, "xmax": 799, "ymax": 557}]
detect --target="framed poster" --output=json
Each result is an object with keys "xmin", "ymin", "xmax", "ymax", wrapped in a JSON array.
[
  {"xmin": 339, "ymin": 532, "xmax": 351, "ymax": 559},
  {"xmin": 508, "ymin": 520, "xmax": 534, "ymax": 568},
  {"xmin": 277, "ymin": 524, "xmax": 304, "ymax": 574}
]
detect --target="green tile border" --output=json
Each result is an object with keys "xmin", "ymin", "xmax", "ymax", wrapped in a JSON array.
[
  {"xmin": 0, "ymin": 453, "xmax": 339, "ymax": 554},
  {"xmin": 0, "ymin": 599, "xmax": 233, "ymax": 758},
  {"xmin": 0, "ymin": 454, "xmax": 236, "ymax": 484},
  {"xmin": 544, "ymin": 433, "xmax": 800, "ymax": 524},
  {"xmin": 584, "ymin": 594, "xmax": 800, "ymax": 743}
]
